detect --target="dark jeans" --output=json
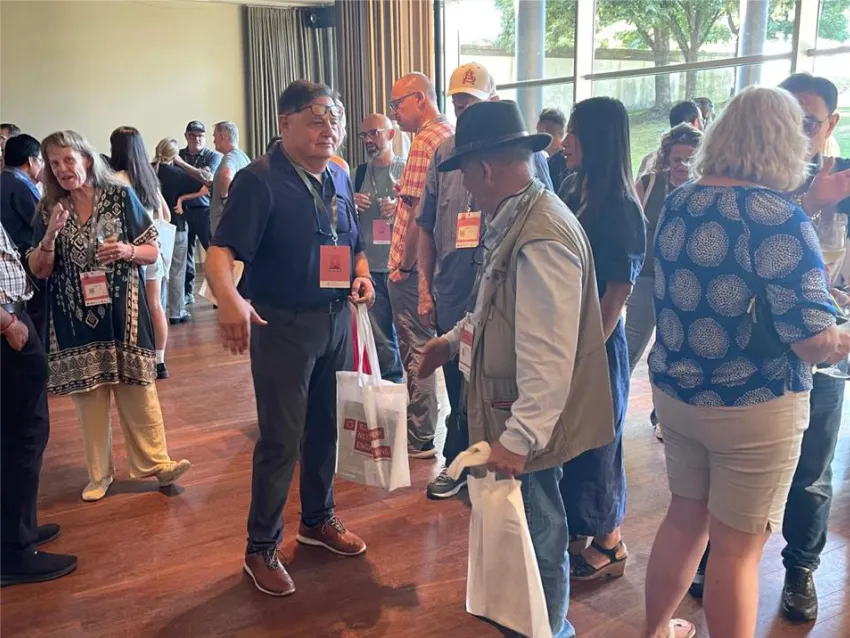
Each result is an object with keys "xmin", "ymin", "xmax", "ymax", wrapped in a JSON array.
[
  {"xmin": 438, "ymin": 321, "xmax": 469, "ymax": 467},
  {"xmin": 246, "ymin": 303, "xmax": 351, "ymax": 554},
  {"xmin": 184, "ymin": 206, "xmax": 211, "ymax": 296},
  {"xmin": 781, "ymin": 373, "xmax": 845, "ymax": 571},
  {"xmin": 1, "ymin": 312, "xmax": 50, "ymax": 562},
  {"xmin": 368, "ymin": 272, "xmax": 403, "ymax": 383}
]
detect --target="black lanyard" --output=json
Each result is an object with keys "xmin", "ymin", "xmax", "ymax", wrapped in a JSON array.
[{"xmin": 291, "ymin": 162, "xmax": 339, "ymax": 244}]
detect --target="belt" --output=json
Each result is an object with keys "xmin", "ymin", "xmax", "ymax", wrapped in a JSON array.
[{"xmin": 1, "ymin": 301, "xmax": 25, "ymax": 315}]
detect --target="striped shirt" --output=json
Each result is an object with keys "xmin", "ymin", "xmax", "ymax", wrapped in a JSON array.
[
  {"xmin": 388, "ymin": 115, "xmax": 454, "ymax": 270},
  {"xmin": 0, "ymin": 223, "xmax": 32, "ymax": 304}
]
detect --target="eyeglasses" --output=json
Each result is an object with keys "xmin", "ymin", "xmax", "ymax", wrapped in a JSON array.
[
  {"xmin": 803, "ymin": 114, "xmax": 828, "ymax": 136},
  {"xmin": 389, "ymin": 91, "xmax": 419, "ymax": 112},
  {"xmin": 296, "ymin": 104, "xmax": 344, "ymax": 120},
  {"xmin": 357, "ymin": 128, "xmax": 390, "ymax": 141}
]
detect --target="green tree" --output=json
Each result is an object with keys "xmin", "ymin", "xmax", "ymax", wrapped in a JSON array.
[{"xmin": 764, "ymin": 0, "xmax": 850, "ymax": 41}]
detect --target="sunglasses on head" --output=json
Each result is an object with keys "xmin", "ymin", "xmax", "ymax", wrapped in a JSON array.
[{"xmin": 296, "ymin": 104, "xmax": 344, "ymax": 119}]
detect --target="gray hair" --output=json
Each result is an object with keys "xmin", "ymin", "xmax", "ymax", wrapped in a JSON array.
[
  {"xmin": 214, "ymin": 121, "xmax": 239, "ymax": 145},
  {"xmin": 690, "ymin": 86, "xmax": 809, "ymax": 192},
  {"xmin": 41, "ymin": 130, "xmax": 120, "ymax": 208}
]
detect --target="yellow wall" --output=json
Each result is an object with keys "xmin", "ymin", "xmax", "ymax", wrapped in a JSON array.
[{"xmin": 0, "ymin": 0, "xmax": 247, "ymax": 157}]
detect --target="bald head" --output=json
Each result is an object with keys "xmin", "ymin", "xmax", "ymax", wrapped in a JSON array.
[
  {"xmin": 360, "ymin": 113, "xmax": 395, "ymax": 160},
  {"xmin": 363, "ymin": 113, "xmax": 393, "ymax": 131},
  {"xmin": 391, "ymin": 72, "xmax": 440, "ymax": 133}
]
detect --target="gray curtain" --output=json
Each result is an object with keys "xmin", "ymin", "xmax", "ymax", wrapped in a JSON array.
[{"xmin": 245, "ymin": 5, "xmax": 337, "ymax": 158}]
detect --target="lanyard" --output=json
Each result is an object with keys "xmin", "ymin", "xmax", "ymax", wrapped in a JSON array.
[{"xmin": 290, "ymin": 159, "xmax": 339, "ymax": 244}]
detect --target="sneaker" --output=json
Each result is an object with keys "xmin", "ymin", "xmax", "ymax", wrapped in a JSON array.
[
  {"xmin": 296, "ymin": 517, "xmax": 366, "ymax": 556},
  {"xmin": 156, "ymin": 363, "xmax": 169, "ymax": 380},
  {"xmin": 81, "ymin": 476, "xmax": 113, "ymax": 502},
  {"xmin": 426, "ymin": 467, "xmax": 467, "ymax": 499},
  {"xmin": 243, "ymin": 549, "xmax": 295, "ymax": 597},
  {"xmin": 34, "ymin": 524, "xmax": 60, "ymax": 547},
  {"xmin": 0, "ymin": 550, "xmax": 78, "ymax": 587},
  {"xmin": 156, "ymin": 459, "xmax": 191, "ymax": 487},
  {"xmin": 782, "ymin": 566, "xmax": 818, "ymax": 622},
  {"xmin": 185, "ymin": 293, "xmax": 196, "ymax": 305},
  {"xmin": 168, "ymin": 312, "xmax": 191, "ymax": 325},
  {"xmin": 408, "ymin": 440, "xmax": 437, "ymax": 459}
]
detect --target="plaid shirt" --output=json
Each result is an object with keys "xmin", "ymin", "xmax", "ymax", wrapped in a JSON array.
[
  {"xmin": 388, "ymin": 115, "xmax": 454, "ymax": 270},
  {"xmin": 0, "ymin": 223, "xmax": 32, "ymax": 304}
]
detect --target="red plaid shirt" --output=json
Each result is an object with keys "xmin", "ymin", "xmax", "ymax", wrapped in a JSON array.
[{"xmin": 388, "ymin": 115, "xmax": 454, "ymax": 270}]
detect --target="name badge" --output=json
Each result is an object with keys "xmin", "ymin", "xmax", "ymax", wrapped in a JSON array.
[
  {"xmin": 80, "ymin": 271, "xmax": 111, "ymax": 307},
  {"xmin": 456, "ymin": 211, "xmax": 482, "ymax": 249},
  {"xmin": 319, "ymin": 245, "xmax": 351, "ymax": 289},
  {"xmin": 372, "ymin": 219, "xmax": 391, "ymax": 245},
  {"xmin": 458, "ymin": 318, "xmax": 474, "ymax": 379}
]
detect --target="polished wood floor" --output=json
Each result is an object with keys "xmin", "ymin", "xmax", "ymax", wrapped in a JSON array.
[{"xmin": 2, "ymin": 299, "xmax": 849, "ymax": 638}]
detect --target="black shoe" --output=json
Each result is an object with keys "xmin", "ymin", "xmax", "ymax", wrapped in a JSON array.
[
  {"xmin": 156, "ymin": 363, "xmax": 169, "ymax": 379},
  {"xmin": 34, "ymin": 524, "xmax": 60, "ymax": 547},
  {"xmin": 782, "ymin": 566, "xmax": 818, "ymax": 622},
  {"xmin": 169, "ymin": 313, "xmax": 191, "ymax": 325},
  {"xmin": 0, "ymin": 550, "xmax": 78, "ymax": 587}
]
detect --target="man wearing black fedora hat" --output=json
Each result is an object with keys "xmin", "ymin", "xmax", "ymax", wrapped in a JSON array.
[{"xmin": 417, "ymin": 100, "xmax": 615, "ymax": 638}]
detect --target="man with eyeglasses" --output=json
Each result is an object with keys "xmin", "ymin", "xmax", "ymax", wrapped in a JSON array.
[
  {"xmin": 351, "ymin": 113, "xmax": 405, "ymax": 383},
  {"xmin": 416, "ymin": 62, "xmax": 554, "ymax": 499},
  {"xmin": 207, "ymin": 80, "xmax": 375, "ymax": 598},
  {"xmin": 387, "ymin": 72, "xmax": 455, "ymax": 460}
]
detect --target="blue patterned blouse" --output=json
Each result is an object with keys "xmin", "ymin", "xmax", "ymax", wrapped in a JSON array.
[{"xmin": 649, "ymin": 183, "xmax": 836, "ymax": 407}]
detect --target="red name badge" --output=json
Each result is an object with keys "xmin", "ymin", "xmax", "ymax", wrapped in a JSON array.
[
  {"xmin": 372, "ymin": 219, "xmax": 391, "ymax": 245},
  {"xmin": 456, "ymin": 211, "xmax": 482, "ymax": 249},
  {"xmin": 319, "ymin": 245, "xmax": 352, "ymax": 288},
  {"xmin": 80, "ymin": 271, "xmax": 111, "ymax": 307}
]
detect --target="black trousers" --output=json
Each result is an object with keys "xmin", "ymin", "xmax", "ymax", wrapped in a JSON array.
[
  {"xmin": 246, "ymin": 303, "xmax": 351, "ymax": 554},
  {"xmin": 1, "ymin": 311, "xmax": 50, "ymax": 561},
  {"xmin": 184, "ymin": 206, "xmax": 211, "ymax": 296}
]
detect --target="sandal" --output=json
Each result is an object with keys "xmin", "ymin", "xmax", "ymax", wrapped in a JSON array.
[
  {"xmin": 570, "ymin": 540, "xmax": 628, "ymax": 581},
  {"xmin": 568, "ymin": 535, "xmax": 589, "ymax": 555},
  {"xmin": 668, "ymin": 619, "xmax": 696, "ymax": 638}
]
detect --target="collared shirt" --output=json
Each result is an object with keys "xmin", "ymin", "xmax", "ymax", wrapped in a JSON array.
[
  {"xmin": 178, "ymin": 146, "xmax": 222, "ymax": 209},
  {"xmin": 388, "ymin": 115, "xmax": 454, "ymax": 270},
  {"xmin": 0, "ymin": 223, "xmax": 33, "ymax": 304},
  {"xmin": 212, "ymin": 143, "xmax": 362, "ymax": 310},
  {"xmin": 416, "ymin": 138, "xmax": 554, "ymax": 329},
  {"xmin": 445, "ymin": 182, "xmax": 583, "ymax": 456},
  {"xmin": 1, "ymin": 167, "xmax": 41, "ymax": 252}
]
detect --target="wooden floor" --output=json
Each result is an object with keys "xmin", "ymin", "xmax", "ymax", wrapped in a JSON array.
[{"xmin": 2, "ymin": 299, "xmax": 849, "ymax": 638}]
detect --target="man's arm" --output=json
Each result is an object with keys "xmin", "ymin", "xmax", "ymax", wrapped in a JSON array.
[
  {"xmin": 399, "ymin": 197, "xmax": 420, "ymax": 271},
  {"xmin": 216, "ymin": 165, "xmax": 235, "ymax": 201},
  {"xmin": 416, "ymin": 154, "xmax": 440, "ymax": 322},
  {"xmin": 174, "ymin": 155, "xmax": 213, "ymax": 186}
]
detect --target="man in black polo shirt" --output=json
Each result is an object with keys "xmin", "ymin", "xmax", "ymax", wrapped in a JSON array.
[
  {"xmin": 175, "ymin": 121, "xmax": 221, "ymax": 303},
  {"xmin": 207, "ymin": 80, "xmax": 375, "ymax": 597}
]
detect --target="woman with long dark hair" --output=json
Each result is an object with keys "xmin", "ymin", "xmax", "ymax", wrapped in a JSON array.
[
  {"xmin": 557, "ymin": 98, "xmax": 649, "ymax": 583},
  {"xmin": 110, "ymin": 127, "xmax": 171, "ymax": 378}
]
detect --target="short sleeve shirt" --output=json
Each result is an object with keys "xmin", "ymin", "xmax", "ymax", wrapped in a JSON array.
[{"xmin": 178, "ymin": 147, "xmax": 222, "ymax": 209}]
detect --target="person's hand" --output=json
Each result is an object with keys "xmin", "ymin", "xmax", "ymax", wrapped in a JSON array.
[
  {"xmin": 415, "ymin": 336, "xmax": 451, "ymax": 379},
  {"xmin": 485, "ymin": 441, "xmax": 527, "ymax": 477},
  {"xmin": 217, "ymin": 295, "xmax": 267, "ymax": 355},
  {"xmin": 174, "ymin": 201, "xmax": 183, "ymax": 215},
  {"xmin": 389, "ymin": 268, "xmax": 409, "ymax": 284},
  {"xmin": 350, "ymin": 276, "xmax": 375, "ymax": 306},
  {"xmin": 418, "ymin": 289, "xmax": 435, "ymax": 328},
  {"xmin": 832, "ymin": 287, "xmax": 850, "ymax": 308},
  {"xmin": 2, "ymin": 318, "xmax": 28, "ymax": 351},
  {"xmin": 379, "ymin": 198, "xmax": 397, "ymax": 221},
  {"xmin": 804, "ymin": 157, "xmax": 850, "ymax": 214},
  {"xmin": 353, "ymin": 193, "xmax": 372, "ymax": 214},
  {"xmin": 201, "ymin": 169, "xmax": 213, "ymax": 184},
  {"xmin": 826, "ymin": 329, "xmax": 850, "ymax": 365},
  {"xmin": 45, "ymin": 202, "xmax": 70, "ymax": 243},
  {"xmin": 97, "ymin": 240, "xmax": 134, "ymax": 265}
]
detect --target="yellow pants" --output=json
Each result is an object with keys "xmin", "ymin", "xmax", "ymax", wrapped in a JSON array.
[{"xmin": 71, "ymin": 383, "xmax": 173, "ymax": 483}]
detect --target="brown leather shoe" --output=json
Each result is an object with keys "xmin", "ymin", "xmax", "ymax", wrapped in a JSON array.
[
  {"xmin": 243, "ymin": 549, "xmax": 295, "ymax": 597},
  {"xmin": 296, "ymin": 517, "xmax": 366, "ymax": 556}
]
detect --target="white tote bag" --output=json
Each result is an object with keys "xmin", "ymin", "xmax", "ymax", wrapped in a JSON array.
[
  {"xmin": 467, "ymin": 472, "xmax": 552, "ymax": 638},
  {"xmin": 335, "ymin": 305, "xmax": 410, "ymax": 491},
  {"xmin": 198, "ymin": 261, "xmax": 244, "ymax": 306}
]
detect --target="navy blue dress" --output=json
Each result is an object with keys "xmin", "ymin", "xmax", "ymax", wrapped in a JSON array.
[{"xmin": 559, "ymin": 180, "xmax": 646, "ymax": 536}]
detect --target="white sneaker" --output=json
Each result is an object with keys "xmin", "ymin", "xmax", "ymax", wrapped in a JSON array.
[
  {"xmin": 156, "ymin": 459, "xmax": 192, "ymax": 487},
  {"xmin": 81, "ymin": 476, "xmax": 114, "ymax": 502}
]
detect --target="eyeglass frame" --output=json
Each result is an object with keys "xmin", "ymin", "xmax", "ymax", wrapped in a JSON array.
[
  {"xmin": 803, "ymin": 114, "xmax": 829, "ymax": 136},
  {"xmin": 389, "ymin": 91, "xmax": 420, "ymax": 112},
  {"xmin": 357, "ymin": 128, "xmax": 391, "ymax": 141}
]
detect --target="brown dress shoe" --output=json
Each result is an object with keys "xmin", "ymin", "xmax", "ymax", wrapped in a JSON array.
[
  {"xmin": 243, "ymin": 549, "xmax": 295, "ymax": 597},
  {"xmin": 296, "ymin": 517, "xmax": 366, "ymax": 556}
]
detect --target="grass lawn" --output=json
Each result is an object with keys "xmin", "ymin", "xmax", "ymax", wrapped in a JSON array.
[{"xmin": 627, "ymin": 106, "xmax": 850, "ymax": 176}]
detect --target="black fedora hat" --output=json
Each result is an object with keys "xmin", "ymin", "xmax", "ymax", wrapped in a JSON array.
[{"xmin": 438, "ymin": 100, "xmax": 551, "ymax": 172}]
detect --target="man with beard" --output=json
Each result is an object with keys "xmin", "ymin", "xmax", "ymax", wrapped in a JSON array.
[{"xmin": 352, "ymin": 113, "xmax": 405, "ymax": 382}]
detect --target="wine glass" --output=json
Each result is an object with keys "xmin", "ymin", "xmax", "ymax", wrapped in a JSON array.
[
  {"xmin": 815, "ymin": 218, "xmax": 850, "ymax": 378},
  {"xmin": 96, "ymin": 217, "xmax": 119, "ymax": 245}
]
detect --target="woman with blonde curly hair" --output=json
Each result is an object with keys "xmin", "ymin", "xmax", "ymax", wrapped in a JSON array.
[
  {"xmin": 642, "ymin": 86, "xmax": 850, "ymax": 638},
  {"xmin": 28, "ymin": 130, "xmax": 190, "ymax": 502}
]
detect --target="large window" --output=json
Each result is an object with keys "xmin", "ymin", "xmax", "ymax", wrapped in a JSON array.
[{"xmin": 441, "ymin": 0, "xmax": 850, "ymax": 164}]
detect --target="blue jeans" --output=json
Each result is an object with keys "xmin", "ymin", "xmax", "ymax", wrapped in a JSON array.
[
  {"xmin": 781, "ymin": 372, "xmax": 845, "ymax": 571},
  {"xmin": 521, "ymin": 466, "xmax": 575, "ymax": 638},
  {"xmin": 368, "ymin": 273, "xmax": 403, "ymax": 383}
]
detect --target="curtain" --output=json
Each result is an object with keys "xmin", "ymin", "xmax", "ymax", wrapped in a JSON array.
[
  {"xmin": 337, "ymin": 0, "xmax": 435, "ymax": 165},
  {"xmin": 245, "ymin": 5, "xmax": 337, "ymax": 158}
]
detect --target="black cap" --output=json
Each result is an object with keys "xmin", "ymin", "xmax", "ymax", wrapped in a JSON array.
[
  {"xmin": 438, "ymin": 101, "xmax": 551, "ymax": 172},
  {"xmin": 185, "ymin": 121, "xmax": 205, "ymax": 134}
]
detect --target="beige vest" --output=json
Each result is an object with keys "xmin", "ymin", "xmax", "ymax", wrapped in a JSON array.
[{"xmin": 466, "ymin": 190, "xmax": 615, "ymax": 473}]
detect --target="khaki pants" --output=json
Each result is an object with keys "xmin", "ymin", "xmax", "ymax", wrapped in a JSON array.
[{"xmin": 71, "ymin": 383, "xmax": 172, "ymax": 483}]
